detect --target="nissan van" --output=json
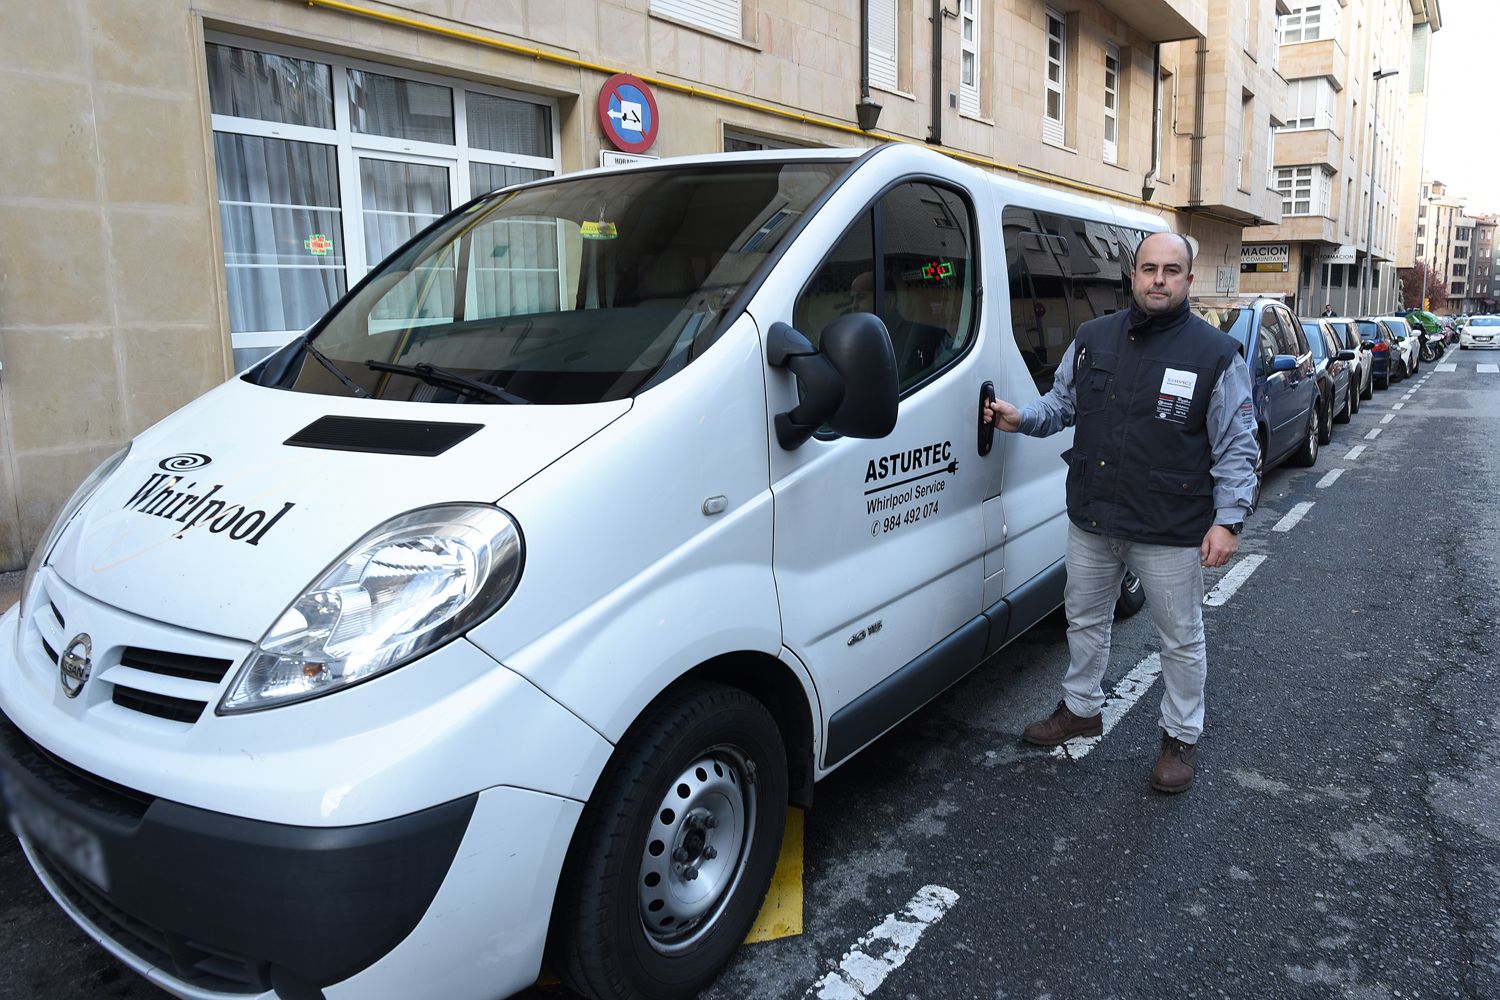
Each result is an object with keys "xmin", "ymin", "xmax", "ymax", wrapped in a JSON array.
[{"xmin": 1, "ymin": 143, "xmax": 1163, "ymax": 1000}]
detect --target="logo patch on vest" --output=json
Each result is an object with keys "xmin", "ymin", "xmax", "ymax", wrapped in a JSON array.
[{"xmin": 1155, "ymin": 368, "xmax": 1198, "ymax": 424}]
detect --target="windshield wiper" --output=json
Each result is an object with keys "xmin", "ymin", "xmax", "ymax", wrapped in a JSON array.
[
  {"xmin": 364, "ymin": 359, "xmax": 530, "ymax": 405},
  {"xmin": 301, "ymin": 336, "xmax": 369, "ymax": 398}
]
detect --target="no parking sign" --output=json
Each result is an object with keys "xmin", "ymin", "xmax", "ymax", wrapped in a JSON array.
[{"xmin": 598, "ymin": 73, "xmax": 660, "ymax": 154}]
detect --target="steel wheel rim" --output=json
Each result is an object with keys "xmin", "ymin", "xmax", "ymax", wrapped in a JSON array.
[{"xmin": 637, "ymin": 746, "xmax": 755, "ymax": 955}]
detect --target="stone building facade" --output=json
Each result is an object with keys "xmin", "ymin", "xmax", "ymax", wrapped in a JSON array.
[
  {"xmin": 0, "ymin": 0, "xmax": 1285, "ymax": 569},
  {"xmin": 1240, "ymin": 0, "xmax": 1441, "ymax": 317}
]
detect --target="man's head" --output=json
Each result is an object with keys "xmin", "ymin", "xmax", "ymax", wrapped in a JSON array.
[{"xmin": 1131, "ymin": 231, "xmax": 1194, "ymax": 314}]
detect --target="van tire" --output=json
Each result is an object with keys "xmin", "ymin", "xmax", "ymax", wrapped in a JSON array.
[
  {"xmin": 552, "ymin": 683, "xmax": 788, "ymax": 1000},
  {"xmin": 1115, "ymin": 571, "xmax": 1146, "ymax": 618}
]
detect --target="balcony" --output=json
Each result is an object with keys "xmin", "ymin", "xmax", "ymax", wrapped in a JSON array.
[
  {"xmin": 1279, "ymin": 39, "xmax": 1347, "ymax": 92},
  {"xmin": 1093, "ymin": 0, "xmax": 1206, "ymax": 42},
  {"xmin": 1275, "ymin": 127, "xmax": 1341, "ymax": 170}
]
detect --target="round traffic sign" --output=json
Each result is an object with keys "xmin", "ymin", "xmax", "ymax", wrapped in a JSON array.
[{"xmin": 598, "ymin": 73, "xmax": 660, "ymax": 154}]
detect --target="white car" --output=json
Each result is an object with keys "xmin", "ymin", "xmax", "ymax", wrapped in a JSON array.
[
  {"xmin": 1460, "ymin": 314, "xmax": 1500, "ymax": 349},
  {"xmin": 1378, "ymin": 316, "xmax": 1419, "ymax": 379},
  {"xmin": 1325, "ymin": 317, "xmax": 1373, "ymax": 402}
]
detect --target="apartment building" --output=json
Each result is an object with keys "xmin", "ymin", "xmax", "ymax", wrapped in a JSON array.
[
  {"xmin": 1470, "ymin": 216, "xmax": 1496, "ymax": 313},
  {"xmin": 1240, "ymin": 0, "xmax": 1442, "ymax": 316},
  {"xmin": 1415, "ymin": 177, "xmax": 1477, "ymax": 309},
  {"xmin": 0, "ymin": 0, "xmax": 1284, "ymax": 569}
]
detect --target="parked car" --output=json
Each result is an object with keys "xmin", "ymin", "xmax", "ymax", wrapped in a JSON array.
[
  {"xmin": 1382, "ymin": 316, "xmax": 1420, "ymax": 379},
  {"xmin": 1324, "ymin": 317, "xmax": 1371, "ymax": 405},
  {"xmin": 1460, "ymin": 314, "xmax": 1500, "ymax": 349},
  {"xmin": 1353, "ymin": 318, "xmax": 1396, "ymax": 390},
  {"xmin": 1301, "ymin": 318, "xmax": 1353, "ymax": 441},
  {"xmin": 1193, "ymin": 296, "xmax": 1319, "ymax": 500}
]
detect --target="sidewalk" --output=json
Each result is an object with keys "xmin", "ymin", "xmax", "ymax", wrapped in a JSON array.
[{"xmin": 1, "ymin": 570, "xmax": 21, "ymax": 614}]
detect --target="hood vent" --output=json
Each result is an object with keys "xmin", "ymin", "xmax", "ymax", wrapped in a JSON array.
[{"xmin": 284, "ymin": 416, "xmax": 482, "ymax": 457}]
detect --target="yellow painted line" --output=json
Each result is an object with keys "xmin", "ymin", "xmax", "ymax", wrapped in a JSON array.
[{"xmin": 744, "ymin": 806, "xmax": 804, "ymax": 943}]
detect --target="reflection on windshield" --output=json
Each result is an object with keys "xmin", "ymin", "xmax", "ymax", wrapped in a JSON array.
[
  {"xmin": 1192, "ymin": 306, "xmax": 1251, "ymax": 351},
  {"xmin": 258, "ymin": 162, "xmax": 847, "ymax": 404}
]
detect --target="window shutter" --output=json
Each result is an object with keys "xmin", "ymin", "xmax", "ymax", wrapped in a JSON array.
[
  {"xmin": 868, "ymin": 0, "xmax": 898, "ymax": 91},
  {"xmin": 650, "ymin": 0, "xmax": 741, "ymax": 38}
]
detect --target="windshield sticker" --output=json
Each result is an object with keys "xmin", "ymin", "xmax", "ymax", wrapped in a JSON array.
[
  {"xmin": 863, "ymin": 440, "xmax": 956, "ymax": 538},
  {"xmin": 580, "ymin": 220, "xmax": 618, "ymax": 240},
  {"xmin": 123, "ymin": 465, "xmax": 295, "ymax": 546},
  {"xmin": 304, "ymin": 233, "xmax": 333, "ymax": 256}
]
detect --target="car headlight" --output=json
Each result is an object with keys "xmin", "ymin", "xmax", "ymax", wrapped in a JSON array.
[
  {"xmin": 219, "ymin": 504, "xmax": 523, "ymax": 714},
  {"xmin": 18, "ymin": 445, "xmax": 132, "ymax": 626}
]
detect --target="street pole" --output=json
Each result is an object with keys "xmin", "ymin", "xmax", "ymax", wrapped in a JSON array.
[{"xmin": 1362, "ymin": 68, "xmax": 1398, "ymax": 316}]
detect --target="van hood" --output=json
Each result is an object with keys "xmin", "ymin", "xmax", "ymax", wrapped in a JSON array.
[{"xmin": 47, "ymin": 377, "xmax": 630, "ymax": 641}]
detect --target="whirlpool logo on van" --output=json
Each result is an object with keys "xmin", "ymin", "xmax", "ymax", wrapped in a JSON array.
[
  {"xmin": 862, "ymin": 440, "xmax": 957, "ymax": 539},
  {"xmin": 122, "ymin": 454, "xmax": 297, "ymax": 546}
]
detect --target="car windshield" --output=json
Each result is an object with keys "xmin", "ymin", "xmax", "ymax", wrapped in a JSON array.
[
  {"xmin": 1471, "ymin": 316, "xmax": 1500, "ymax": 327},
  {"xmin": 1300, "ymin": 322, "xmax": 1330, "ymax": 360},
  {"xmin": 1193, "ymin": 305, "xmax": 1253, "ymax": 352},
  {"xmin": 253, "ymin": 160, "xmax": 848, "ymax": 404}
]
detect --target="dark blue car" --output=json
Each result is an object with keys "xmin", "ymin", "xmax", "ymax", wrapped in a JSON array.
[
  {"xmin": 1192, "ymin": 297, "xmax": 1320, "ymax": 502},
  {"xmin": 1353, "ymin": 318, "xmax": 1397, "ymax": 389}
]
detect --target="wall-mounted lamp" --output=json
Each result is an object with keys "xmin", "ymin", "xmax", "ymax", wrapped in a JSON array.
[{"xmin": 856, "ymin": 97, "xmax": 883, "ymax": 132}]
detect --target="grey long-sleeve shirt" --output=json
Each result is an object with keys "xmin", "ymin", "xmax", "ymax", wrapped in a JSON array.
[{"xmin": 1016, "ymin": 341, "xmax": 1259, "ymax": 525}]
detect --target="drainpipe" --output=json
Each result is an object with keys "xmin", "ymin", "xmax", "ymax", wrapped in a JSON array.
[
  {"xmin": 1143, "ymin": 43, "xmax": 1161, "ymax": 201},
  {"xmin": 1189, "ymin": 34, "xmax": 1206, "ymax": 206},
  {"xmin": 928, "ymin": 0, "xmax": 944, "ymax": 145}
]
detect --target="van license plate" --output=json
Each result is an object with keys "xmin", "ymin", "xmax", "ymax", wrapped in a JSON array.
[{"xmin": 2, "ymin": 771, "xmax": 109, "ymax": 890}]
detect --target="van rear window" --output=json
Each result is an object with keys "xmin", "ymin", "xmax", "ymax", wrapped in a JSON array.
[{"xmin": 253, "ymin": 162, "xmax": 847, "ymax": 404}]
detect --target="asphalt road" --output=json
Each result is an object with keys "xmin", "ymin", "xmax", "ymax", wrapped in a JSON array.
[{"xmin": 4, "ymin": 355, "xmax": 1499, "ymax": 1000}]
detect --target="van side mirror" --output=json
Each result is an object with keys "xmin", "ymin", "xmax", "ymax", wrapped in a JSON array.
[{"xmin": 768, "ymin": 315, "xmax": 898, "ymax": 449}]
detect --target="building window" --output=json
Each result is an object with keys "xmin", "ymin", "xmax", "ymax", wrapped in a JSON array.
[
  {"xmin": 206, "ymin": 37, "xmax": 558, "ymax": 368},
  {"xmin": 723, "ymin": 127, "xmax": 818, "ymax": 151},
  {"xmin": 1103, "ymin": 44, "xmax": 1120, "ymax": 164},
  {"xmin": 1279, "ymin": 2, "xmax": 1339, "ymax": 44},
  {"xmin": 959, "ymin": 0, "xmax": 981, "ymax": 115},
  {"xmin": 868, "ymin": 0, "xmax": 899, "ymax": 92},
  {"xmin": 1456, "ymin": 226, "xmax": 1473, "ymax": 241},
  {"xmin": 1266, "ymin": 121, "xmax": 1277, "ymax": 189},
  {"xmin": 1455, "ymin": 246, "xmax": 1469, "ymax": 259},
  {"xmin": 649, "ymin": 0, "xmax": 741, "ymax": 38},
  {"xmin": 1283, "ymin": 77, "xmax": 1335, "ymax": 130},
  {"xmin": 1043, "ymin": 9, "xmax": 1067, "ymax": 145},
  {"xmin": 1452, "ymin": 282, "xmax": 1464, "ymax": 295},
  {"xmin": 1276, "ymin": 165, "xmax": 1331, "ymax": 216},
  {"xmin": 1454, "ymin": 264, "xmax": 1467, "ymax": 277}
]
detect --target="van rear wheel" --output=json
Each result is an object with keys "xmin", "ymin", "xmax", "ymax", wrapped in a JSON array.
[{"xmin": 552, "ymin": 683, "xmax": 788, "ymax": 1000}]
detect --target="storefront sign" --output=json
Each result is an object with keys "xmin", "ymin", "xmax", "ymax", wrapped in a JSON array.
[
  {"xmin": 1240, "ymin": 243, "xmax": 1289, "ymax": 273},
  {"xmin": 1318, "ymin": 244, "xmax": 1359, "ymax": 264},
  {"xmin": 598, "ymin": 74, "xmax": 659, "ymax": 154}
]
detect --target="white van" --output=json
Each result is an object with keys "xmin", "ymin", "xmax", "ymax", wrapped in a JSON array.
[{"xmin": 1, "ymin": 143, "xmax": 1161, "ymax": 1000}]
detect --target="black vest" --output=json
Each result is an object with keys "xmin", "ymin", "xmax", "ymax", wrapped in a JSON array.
[{"xmin": 1065, "ymin": 302, "xmax": 1241, "ymax": 547}]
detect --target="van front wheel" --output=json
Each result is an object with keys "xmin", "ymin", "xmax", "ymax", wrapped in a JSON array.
[{"xmin": 553, "ymin": 683, "xmax": 788, "ymax": 1000}]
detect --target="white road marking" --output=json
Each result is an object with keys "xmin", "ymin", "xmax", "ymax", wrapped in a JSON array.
[
  {"xmin": 1380, "ymin": 414, "xmax": 1394, "ymax": 424},
  {"xmin": 1051, "ymin": 653, "xmax": 1162, "ymax": 761},
  {"xmin": 1392, "ymin": 402, "xmax": 1405, "ymax": 410},
  {"xmin": 1365, "ymin": 428, "xmax": 1382, "ymax": 440},
  {"xmin": 1273, "ymin": 501, "xmax": 1314, "ymax": 532},
  {"xmin": 1435, "ymin": 363, "xmax": 1457, "ymax": 372},
  {"xmin": 1345, "ymin": 444, "xmax": 1367, "ymax": 460},
  {"xmin": 805, "ymin": 885, "xmax": 960, "ymax": 1000},
  {"xmin": 1480, "ymin": 364, "xmax": 1500, "ymax": 374},
  {"xmin": 1203, "ymin": 553, "xmax": 1268, "ymax": 608},
  {"xmin": 1316, "ymin": 468, "xmax": 1344, "ymax": 488}
]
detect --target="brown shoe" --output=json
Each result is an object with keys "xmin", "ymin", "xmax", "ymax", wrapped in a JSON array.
[
  {"xmin": 1021, "ymin": 700, "xmax": 1103, "ymax": 746},
  {"xmin": 1151, "ymin": 731, "xmax": 1198, "ymax": 793}
]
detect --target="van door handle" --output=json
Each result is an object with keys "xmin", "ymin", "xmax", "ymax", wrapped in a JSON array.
[{"xmin": 978, "ymin": 381, "xmax": 996, "ymax": 457}]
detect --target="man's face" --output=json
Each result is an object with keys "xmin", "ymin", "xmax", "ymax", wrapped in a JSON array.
[{"xmin": 1131, "ymin": 233, "xmax": 1193, "ymax": 314}]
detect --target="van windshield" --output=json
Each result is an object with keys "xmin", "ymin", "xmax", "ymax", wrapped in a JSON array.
[{"xmin": 256, "ymin": 161, "xmax": 847, "ymax": 404}]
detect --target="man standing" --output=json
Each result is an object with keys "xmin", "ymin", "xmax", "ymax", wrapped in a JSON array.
[
  {"xmin": 982, "ymin": 232, "xmax": 1257, "ymax": 793},
  {"xmin": 1321, "ymin": 303, "xmax": 1336, "ymax": 317}
]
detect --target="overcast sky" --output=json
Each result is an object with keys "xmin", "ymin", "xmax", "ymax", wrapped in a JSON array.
[{"xmin": 1424, "ymin": 0, "xmax": 1496, "ymax": 213}]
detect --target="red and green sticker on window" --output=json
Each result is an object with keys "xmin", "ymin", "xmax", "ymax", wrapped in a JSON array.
[{"xmin": 304, "ymin": 233, "xmax": 333, "ymax": 256}]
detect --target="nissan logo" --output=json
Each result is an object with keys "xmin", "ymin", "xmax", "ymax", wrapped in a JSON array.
[{"xmin": 59, "ymin": 633, "xmax": 93, "ymax": 699}]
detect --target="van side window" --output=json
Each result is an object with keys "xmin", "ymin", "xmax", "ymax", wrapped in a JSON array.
[
  {"xmin": 1002, "ymin": 207, "xmax": 1143, "ymax": 393},
  {"xmin": 794, "ymin": 181, "xmax": 977, "ymax": 393}
]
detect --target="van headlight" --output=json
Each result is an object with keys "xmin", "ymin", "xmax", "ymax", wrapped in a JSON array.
[
  {"xmin": 219, "ymin": 504, "xmax": 523, "ymax": 714},
  {"xmin": 18, "ymin": 445, "xmax": 132, "ymax": 625}
]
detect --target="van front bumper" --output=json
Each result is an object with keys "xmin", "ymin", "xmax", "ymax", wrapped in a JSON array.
[{"xmin": 0, "ymin": 703, "xmax": 476, "ymax": 996}]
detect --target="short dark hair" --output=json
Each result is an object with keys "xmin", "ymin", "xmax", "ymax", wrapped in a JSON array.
[{"xmin": 1137, "ymin": 231, "xmax": 1194, "ymax": 273}]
